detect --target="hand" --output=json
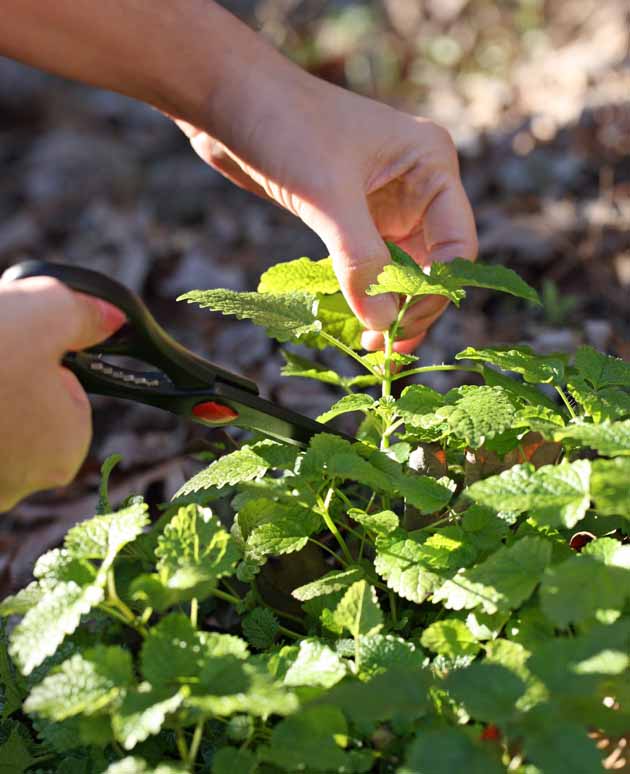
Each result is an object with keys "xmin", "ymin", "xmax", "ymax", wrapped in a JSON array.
[
  {"xmin": 0, "ymin": 276, "xmax": 125, "ymax": 511},
  {"xmin": 177, "ymin": 70, "xmax": 477, "ymax": 352}
]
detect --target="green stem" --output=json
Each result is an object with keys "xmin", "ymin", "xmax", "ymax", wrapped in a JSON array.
[
  {"xmin": 308, "ymin": 536, "xmax": 349, "ymax": 567},
  {"xmin": 391, "ymin": 364, "xmax": 482, "ymax": 382},
  {"xmin": 190, "ymin": 598, "xmax": 198, "ymax": 628},
  {"xmin": 278, "ymin": 624, "xmax": 302, "ymax": 640},
  {"xmin": 319, "ymin": 331, "xmax": 378, "ymax": 375},
  {"xmin": 188, "ymin": 719, "xmax": 205, "ymax": 768},
  {"xmin": 105, "ymin": 570, "xmax": 148, "ymax": 636},
  {"xmin": 555, "ymin": 385, "xmax": 577, "ymax": 419},
  {"xmin": 175, "ymin": 726, "xmax": 189, "ymax": 763},
  {"xmin": 388, "ymin": 591, "xmax": 398, "ymax": 625},
  {"xmin": 319, "ymin": 487, "xmax": 353, "ymax": 564},
  {"xmin": 212, "ymin": 587, "xmax": 242, "ymax": 606}
]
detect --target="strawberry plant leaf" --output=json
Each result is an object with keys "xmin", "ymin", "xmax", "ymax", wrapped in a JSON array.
[
  {"xmin": 420, "ymin": 619, "xmax": 480, "ymax": 658},
  {"xmin": 374, "ymin": 527, "xmax": 477, "ymax": 604},
  {"xmin": 292, "ymin": 567, "xmax": 365, "ymax": 601},
  {"xmin": 317, "ymin": 393, "xmax": 375, "ymax": 423},
  {"xmin": 24, "ymin": 646, "xmax": 133, "ymax": 721},
  {"xmin": 283, "ymin": 639, "xmax": 347, "ymax": 688},
  {"xmin": 332, "ymin": 581, "xmax": 383, "ymax": 639},
  {"xmin": 574, "ymin": 345, "xmax": 630, "ymax": 390},
  {"xmin": 591, "ymin": 457, "xmax": 630, "ymax": 517},
  {"xmin": 444, "ymin": 662, "xmax": 526, "ymax": 722},
  {"xmin": 465, "ymin": 460, "xmax": 592, "ymax": 528},
  {"xmin": 258, "ymin": 256, "xmax": 339, "ymax": 295},
  {"xmin": 434, "ymin": 537, "xmax": 552, "ymax": 614},
  {"xmin": 242, "ymin": 608, "xmax": 279, "ymax": 650},
  {"xmin": 554, "ymin": 419, "xmax": 630, "ymax": 456},
  {"xmin": 437, "ymin": 385, "xmax": 520, "ymax": 447},
  {"xmin": 9, "ymin": 582, "xmax": 105, "ymax": 675},
  {"xmin": 113, "ymin": 687, "xmax": 184, "ymax": 750},
  {"xmin": 178, "ymin": 289, "xmax": 321, "ymax": 342},
  {"xmin": 155, "ymin": 505, "xmax": 240, "ymax": 593},
  {"xmin": 540, "ymin": 538, "xmax": 630, "ymax": 626},
  {"xmin": 456, "ymin": 345, "xmax": 566, "ymax": 384},
  {"xmin": 401, "ymin": 727, "xmax": 505, "ymax": 774},
  {"xmin": 175, "ymin": 440, "xmax": 298, "ymax": 496}
]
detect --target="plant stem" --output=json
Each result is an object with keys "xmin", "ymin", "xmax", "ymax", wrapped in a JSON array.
[
  {"xmin": 555, "ymin": 385, "xmax": 577, "ymax": 419},
  {"xmin": 308, "ymin": 536, "xmax": 349, "ymax": 566},
  {"xmin": 388, "ymin": 591, "xmax": 398, "ymax": 625},
  {"xmin": 175, "ymin": 726, "xmax": 189, "ymax": 763},
  {"xmin": 319, "ymin": 487, "xmax": 353, "ymax": 564},
  {"xmin": 188, "ymin": 719, "xmax": 205, "ymax": 768},
  {"xmin": 212, "ymin": 587, "xmax": 242, "ymax": 606},
  {"xmin": 278, "ymin": 624, "xmax": 302, "ymax": 640},
  {"xmin": 105, "ymin": 569, "xmax": 148, "ymax": 636},
  {"xmin": 190, "ymin": 597, "xmax": 198, "ymax": 628},
  {"xmin": 319, "ymin": 331, "xmax": 378, "ymax": 375},
  {"xmin": 391, "ymin": 364, "xmax": 481, "ymax": 382}
]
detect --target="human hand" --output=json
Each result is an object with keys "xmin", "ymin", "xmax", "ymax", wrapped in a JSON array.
[
  {"xmin": 0, "ymin": 276, "xmax": 125, "ymax": 511},
  {"xmin": 177, "ymin": 68, "xmax": 477, "ymax": 352}
]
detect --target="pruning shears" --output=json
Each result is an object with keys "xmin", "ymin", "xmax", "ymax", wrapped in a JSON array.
[{"xmin": 5, "ymin": 260, "xmax": 345, "ymax": 447}]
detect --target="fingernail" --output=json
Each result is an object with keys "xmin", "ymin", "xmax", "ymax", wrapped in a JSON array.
[
  {"xmin": 95, "ymin": 299, "xmax": 126, "ymax": 333},
  {"xmin": 361, "ymin": 294, "xmax": 398, "ymax": 331}
]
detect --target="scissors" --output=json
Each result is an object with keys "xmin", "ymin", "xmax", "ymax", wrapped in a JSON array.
[{"xmin": 4, "ymin": 260, "xmax": 348, "ymax": 448}]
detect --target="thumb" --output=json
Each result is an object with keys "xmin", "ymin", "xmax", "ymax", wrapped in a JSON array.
[{"xmin": 311, "ymin": 198, "xmax": 397, "ymax": 331}]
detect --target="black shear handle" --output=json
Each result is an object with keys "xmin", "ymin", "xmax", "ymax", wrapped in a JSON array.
[{"xmin": 3, "ymin": 260, "xmax": 257, "ymax": 393}]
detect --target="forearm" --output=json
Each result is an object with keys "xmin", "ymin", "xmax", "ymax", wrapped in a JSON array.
[{"xmin": 0, "ymin": 0, "xmax": 296, "ymax": 134}]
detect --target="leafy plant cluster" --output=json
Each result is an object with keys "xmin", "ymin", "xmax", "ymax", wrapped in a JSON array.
[{"xmin": 1, "ymin": 247, "xmax": 629, "ymax": 774}]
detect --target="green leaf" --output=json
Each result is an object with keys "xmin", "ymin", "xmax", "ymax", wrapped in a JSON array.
[
  {"xmin": 575, "ymin": 346, "xmax": 630, "ymax": 390},
  {"xmin": 332, "ymin": 581, "xmax": 383, "ymax": 639},
  {"xmin": 445, "ymin": 662, "xmax": 525, "ymax": 722},
  {"xmin": 355, "ymin": 635, "xmax": 425, "ymax": 681},
  {"xmin": 64, "ymin": 502, "xmax": 149, "ymax": 564},
  {"xmin": 349, "ymin": 508, "xmax": 399, "ymax": 536},
  {"xmin": 179, "ymin": 288, "xmax": 321, "ymax": 342},
  {"xmin": 591, "ymin": 457, "xmax": 630, "ymax": 517},
  {"xmin": 484, "ymin": 638, "xmax": 547, "ymax": 710},
  {"xmin": 481, "ymin": 364, "xmax": 559, "ymax": 410},
  {"xmin": 292, "ymin": 567, "xmax": 366, "ymax": 601},
  {"xmin": 456, "ymin": 345, "xmax": 565, "ymax": 384},
  {"xmin": 438, "ymin": 385, "xmax": 519, "ymax": 448},
  {"xmin": 465, "ymin": 460, "xmax": 592, "ymax": 528},
  {"xmin": 567, "ymin": 377, "xmax": 630, "ymax": 422},
  {"xmin": 242, "ymin": 608, "xmax": 279, "ymax": 650},
  {"xmin": 140, "ymin": 613, "xmax": 201, "ymax": 687},
  {"xmin": 97, "ymin": 454, "xmax": 122, "ymax": 515},
  {"xmin": 400, "ymin": 727, "xmax": 506, "ymax": 774},
  {"xmin": 396, "ymin": 385, "xmax": 445, "ymax": 426},
  {"xmin": 0, "ymin": 583, "xmax": 46, "ymax": 617},
  {"xmin": 447, "ymin": 257, "xmax": 540, "ymax": 304},
  {"xmin": 101, "ymin": 758, "xmax": 187, "ymax": 774},
  {"xmin": 434, "ymin": 537, "xmax": 552, "ymax": 614},
  {"xmin": 283, "ymin": 639, "xmax": 347, "ymax": 688},
  {"xmin": 0, "ymin": 721, "xmax": 34, "ymax": 774},
  {"xmin": 374, "ymin": 527, "xmax": 477, "ymax": 604},
  {"xmin": 113, "ymin": 686, "xmax": 184, "ymax": 750},
  {"xmin": 317, "ymin": 394, "xmax": 375, "ymax": 424},
  {"xmin": 156, "ymin": 505, "xmax": 240, "ymax": 592},
  {"xmin": 32, "ymin": 548, "xmax": 95, "ymax": 586},
  {"xmin": 367, "ymin": 261, "xmax": 466, "ymax": 305},
  {"xmin": 555, "ymin": 419, "xmax": 630, "ymax": 457},
  {"xmin": 540, "ymin": 539, "xmax": 630, "ymax": 626},
  {"xmin": 258, "ymin": 256, "xmax": 339, "ymax": 295},
  {"xmin": 175, "ymin": 440, "xmax": 298, "ymax": 497},
  {"xmin": 309, "ymin": 292, "xmax": 364, "ymax": 350},
  {"xmin": 421, "ymin": 619, "xmax": 480, "ymax": 659},
  {"xmin": 24, "ymin": 646, "xmax": 132, "ymax": 720},
  {"xmin": 239, "ymin": 498, "xmax": 321, "ymax": 558},
  {"xmin": 262, "ymin": 705, "xmax": 348, "ymax": 772},
  {"xmin": 280, "ymin": 350, "xmax": 344, "ymax": 386},
  {"xmin": 9, "ymin": 582, "xmax": 105, "ymax": 675},
  {"xmin": 212, "ymin": 747, "xmax": 257, "ymax": 774},
  {"xmin": 0, "ymin": 630, "xmax": 24, "ymax": 719}
]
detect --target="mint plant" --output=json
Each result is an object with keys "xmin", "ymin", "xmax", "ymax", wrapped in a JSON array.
[{"xmin": 1, "ymin": 246, "xmax": 629, "ymax": 774}]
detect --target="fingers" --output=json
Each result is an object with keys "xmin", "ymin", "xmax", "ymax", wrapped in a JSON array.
[{"xmin": 422, "ymin": 179, "xmax": 478, "ymax": 267}]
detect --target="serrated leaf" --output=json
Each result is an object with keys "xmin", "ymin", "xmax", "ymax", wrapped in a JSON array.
[
  {"xmin": 484, "ymin": 638, "xmax": 547, "ymax": 710},
  {"xmin": 101, "ymin": 758, "xmax": 187, "ymax": 774},
  {"xmin": 280, "ymin": 350, "xmax": 343, "ymax": 385},
  {"xmin": 179, "ymin": 288, "xmax": 321, "ymax": 341},
  {"xmin": 258, "ymin": 256, "xmax": 339, "ymax": 294},
  {"xmin": 465, "ymin": 460, "xmax": 592, "ymax": 528},
  {"xmin": 367, "ymin": 261, "xmax": 466, "ymax": 304},
  {"xmin": 9, "ymin": 582, "xmax": 104, "ymax": 675},
  {"xmin": 262, "ymin": 705, "xmax": 348, "ymax": 772},
  {"xmin": 212, "ymin": 747, "xmax": 257, "ymax": 774},
  {"xmin": 540, "ymin": 538, "xmax": 630, "ymax": 626},
  {"xmin": 447, "ymin": 257, "xmax": 540, "ymax": 304},
  {"xmin": 242, "ymin": 608, "xmax": 279, "ymax": 650},
  {"xmin": 400, "ymin": 727, "xmax": 505, "ymax": 774},
  {"xmin": 349, "ymin": 508, "xmax": 399, "ymax": 536},
  {"xmin": 156, "ymin": 505, "xmax": 240, "ymax": 592},
  {"xmin": 113, "ymin": 686, "xmax": 184, "ymax": 750},
  {"xmin": 567, "ymin": 376, "xmax": 630, "ymax": 422},
  {"xmin": 0, "ymin": 583, "xmax": 46, "ymax": 617},
  {"xmin": 420, "ymin": 619, "xmax": 480, "ymax": 658},
  {"xmin": 332, "ymin": 581, "xmax": 383, "ymax": 639},
  {"xmin": 355, "ymin": 634, "xmax": 425, "ymax": 680},
  {"xmin": 445, "ymin": 662, "xmax": 525, "ymax": 722},
  {"xmin": 175, "ymin": 440, "xmax": 298, "ymax": 497},
  {"xmin": 283, "ymin": 639, "xmax": 347, "ymax": 688},
  {"xmin": 140, "ymin": 613, "xmax": 201, "ymax": 687},
  {"xmin": 434, "ymin": 537, "xmax": 551, "ymax": 614},
  {"xmin": 317, "ymin": 394, "xmax": 375, "ymax": 423},
  {"xmin": 481, "ymin": 364, "xmax": 559, "ymax": 410},
  {"xmin": 591, "ymin": 457, "xmax": 630, "ymax": 517},
  {"xmin": 437, "ymin": 385, "xmax": 519, "ymax": 448},
  {"xmin": 0, "ymin": 630, "xmax": 24, "ymax": 719},
  {"xmin": 32, "ymin": 548, "xmax": 95, "ymax": 586},
  {"xmin": 575, "ymin": 345, "xmax": 630, "ymax": 390},
  {"xmin": 292, "ymin": 567, "xmax": 365, "ymax": 601},
  {"xmin": 396, "ymin": 385, "xmax": 445, "ymax": 426},
  {"xmin": 310, "ymin": 292, "xmax": 364, "ymax": 350},
  {"xmin": 456, "ymin": 345, "xmax": 566, "ymax": 384},
  {"xmin": 0, "ymin": 721, "xmax": 34, "ymax": 774},
  {"xmin": 64, "ymin": 503, "xmax": 149, "ymax": 564},
  {"xmin": 555, "ymin": 419, "xmax": 630, "ymax": 456},
  {"xmin": 24, "ymin": 646, "xmax": 132, "ymax": 720},
  {"xmin": 374, "ymin": 527, "xmax": 477, "ymax": 604},
  {"xmin": 240, "ymin": 498, "xmax": 321, "ymax": 558}
]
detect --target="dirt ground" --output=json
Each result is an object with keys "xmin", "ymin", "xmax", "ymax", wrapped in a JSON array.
[{"xmin": 0, "ymin": 0, "xmax": 628, "ymax": 605}]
